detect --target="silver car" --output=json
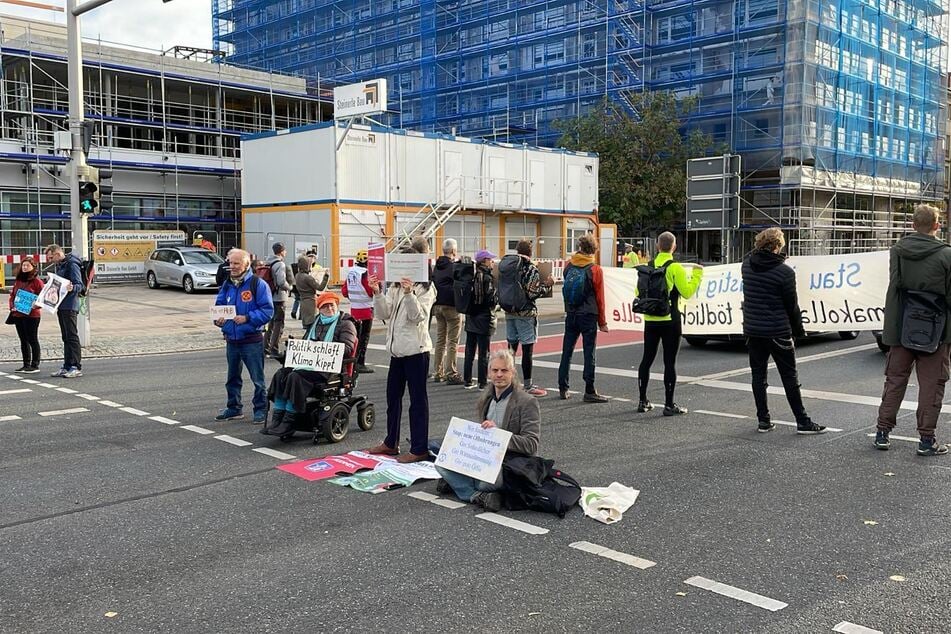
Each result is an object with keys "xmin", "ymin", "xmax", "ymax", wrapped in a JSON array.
[{"xmin": 145, "ymin": 246, "xmax": 223, "ymax": 293}]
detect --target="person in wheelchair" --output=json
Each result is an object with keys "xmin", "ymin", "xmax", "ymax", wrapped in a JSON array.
[{"xmin": 261, "ymin": 291, "xmax": 357, "ymax": 437}]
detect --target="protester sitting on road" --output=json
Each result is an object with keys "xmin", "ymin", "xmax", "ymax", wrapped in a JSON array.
[
  {"xmin": 8, "ymin": 256, "xmax": 44, "ymax": 373},
  {"xmin": 213, "ymin": 248, "xmax": 274, "ymax": 424},
  {"xmin": 368, "ymin": 237, "xmax": 436, "ymax": 463},
  {"xmin": 294, "ymin": 253, "xmax": 329, "ymax": 332},
  {"xmin": 45, "ymin": 244, "xmax": 85, "ymax": 379},
  {"xmin": 431, "ymin": 349, "xmax": 541, "ymax": 512},
  {"xmin": 261, "ymin": 291, "xmax": 358, "ymax": 437},
  {"xmin": 741, "ymin": 228, "xmax": 825, "ymax": 435},
  {"xmin": 462, "ymin": 249, "xmax": 498, "ymax": 390}
]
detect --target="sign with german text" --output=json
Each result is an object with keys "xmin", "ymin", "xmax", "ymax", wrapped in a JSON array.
[
  {"xmin": 284, "ymin": 339, "xmax": 345, "ymax": 374},
  {"xmin": 385, "ymin": 252, "xmax": 429, "ymax": 283},
  {"xmin": 436, "ymin": 417, "xmax": 512, "ymax": 484}
]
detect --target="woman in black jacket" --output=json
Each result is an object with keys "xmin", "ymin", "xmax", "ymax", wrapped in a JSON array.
[
  {"xmin": 462, "ymin": 249, "xmax": 498, "ymax": 390},
  {"xmin": 741, "ymin": 228, "xmax": 825, "ymax": 435}
]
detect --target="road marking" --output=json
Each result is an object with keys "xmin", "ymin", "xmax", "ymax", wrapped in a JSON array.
[
  {"xmin": 693, "ymin": 343, "xmax": 879, "ymax": 381},
  {"xmin": 38, "ymin": 407, "xmax": 90, "ymax": 417},
  {"xmin": 55, "ymin": 387, "xmax": 79, "ymax": 394},
  {"xmin": 76, "ymin": 394, "xmax": 100, "ymax": 401},
  {"xmin": 833, "ymin": 621, "xmax": 883, "ymax": 634},
  {"xmin": 37, "ymin": 382, "xmax": 57, "ymax": 388},
  {"xmin": 19, "ymin": 379, "xmax": 39, "ymax": 384},
  {"xmin": 476, "ymin": 512, "xmax": 549, "ymax": 535},
  {"xmin": 181, "ymin": 425, "xmax": 215, "ymax": 435},
  {"xmin": 252, "ymin": 447, "xmax": 297, "ymax": 460},
  {"xmin": 697, "ymin": 409, "xmax": 843, "ymax": 432},
  {"xmin": 569, "ymin": 541, "xmax": 656, "ymax": 569},
  {"xmin": 406, "ymin": 491, "xmax": 468, "ymax": 509},
  {"xmin": 119, "ymin": 407, "xmax": 150, "ymax": 416},
  {"xmin": 533, "ymin": 359, "xmax": 699, "ymax": 383},
  {"xmin": 0, "ymin": 388, "xmax": 31, "ymax": 396},
  {"xmin": 149, "ymin": 415, "xmax": 180, "ymax": 425},
  {"xmin": 407, "ymin": 491, "xmax": 439, "ymax": 502},
  {"xmin": 0, "ymin": 371, "xmax": 6, "ymax": 375},
  {"xmin": 684, "ymin": 576, "xmax": 787, "ymax": 611},
  {"xmin": 5, "ymin": 375, "xmax": 22, "ymax": 380},
  {"xmin": 0, "ymin": 415, "xmax": 23, "ymax": 422},
  {"xmin": 214, "ymin": 434, "xmax": 253, "ymax": 447},
  {"xmin": 866, "ymin": 433, "xmax": 919, "ymax": 443},
  {"xmin": 98, "ymin": 400, "xmax": 123, "ymax": 408}
]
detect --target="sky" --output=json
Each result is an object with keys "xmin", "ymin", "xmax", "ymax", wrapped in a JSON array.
[{"xmin": 0, "ymin": 0, "xmax": 213, "ymax": 53}]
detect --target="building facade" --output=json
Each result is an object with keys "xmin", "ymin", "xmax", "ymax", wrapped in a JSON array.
[{"xmin": 214, "ymin": 0, "xmax": 949, "ymax": 258}]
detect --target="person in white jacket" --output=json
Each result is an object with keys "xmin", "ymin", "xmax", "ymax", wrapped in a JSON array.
[{"xmin": 368, "ymin": 238, "xmax": 436, "ymax": 463}]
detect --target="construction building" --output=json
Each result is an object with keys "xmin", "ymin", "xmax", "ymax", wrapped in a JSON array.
[{"xmin": 214, "ymin": 0, "xmax": 949, "ymax": 259}]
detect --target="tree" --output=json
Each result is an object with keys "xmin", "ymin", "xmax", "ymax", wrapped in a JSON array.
[{"xmin": 554, "ymin": 92, "xmax": 719, "ymax": 233}]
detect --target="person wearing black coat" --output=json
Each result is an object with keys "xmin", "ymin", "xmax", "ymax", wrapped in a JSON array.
[
  {"xmin": 741, "ymin": 228, "xmax": 825, "ymax": 435},
  {"xmin": 462, "ymin": 249, "xmax": 498, "ymax": 390}
]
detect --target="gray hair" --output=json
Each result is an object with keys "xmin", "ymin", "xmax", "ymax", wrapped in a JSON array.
[
  {"xmin": 442, "ymin": 238, "xmax": 458, "ymax": 255},
  {"xmin": 228, "ymin": 248, "xmax": 251, "ymax": 265},
  {"xmin": 489, "ymin": 348, "xmax": 515, "ymax": 371}
]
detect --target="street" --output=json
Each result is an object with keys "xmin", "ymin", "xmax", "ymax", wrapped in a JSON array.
[{"xmin": 1, "ymin": 325, "xmax": 949, "ymax": 633}]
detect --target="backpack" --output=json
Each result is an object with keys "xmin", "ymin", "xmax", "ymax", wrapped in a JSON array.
[
  {"xmin": 501, "ymin": 455, "xmax": 581, "ymax": 518},
  {"xmin": 452, "ymin": 257, "xmax": 475, "ymax": 314},
  {"xmin": 215, "ymin": 261, "xmax": 230, "ymax": 287},
  {"xmin": 900, "ymin": 290, "xmax": 946, "ymax": 353},
  {"xmin": 631, "ymin": 261, "xmax": 673, "ymax": 317},
  {"xmin": 498, "ymin": 254, "xmax": 530, "ymax": 313},
  {"xmin": 561, "ymin": 263, "xmax": 592, "ymax": 308},
  {"xmin": 255, "ymin": 260, "xmax": 278, "ymax": 292}
]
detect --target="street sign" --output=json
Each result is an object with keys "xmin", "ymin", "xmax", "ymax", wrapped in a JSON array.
[{"xmin": 686, "ymin": 155, "xmax": 741, "ymax": 231}]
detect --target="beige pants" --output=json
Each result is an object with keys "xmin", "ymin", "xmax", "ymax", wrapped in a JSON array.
[{"xmin": 432, "ymin": 304, "xmax": 462, "ymax": 379}]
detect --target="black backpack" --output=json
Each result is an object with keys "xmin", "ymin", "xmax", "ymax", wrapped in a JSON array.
[
  {"xmin": 498, "ymin": 254, "xmax": 530, "ymax": 313},
  {"xmin": 79, "ymin": 259, "xmax": 95, "ymax": 297},
  {"xmin": 452, "ymin": 257, "xmax": 475, "ymax": 314},
  {"xmin": 631, "ymin": 261, "xmax": 673, "ymax": 317},
  {"xmin": 501, "ymin": 455, "xmax": 581, "ymax": 518},
  {"xmin": 900, "ymin": 290, "xmax": 946, "ymax": 353}
]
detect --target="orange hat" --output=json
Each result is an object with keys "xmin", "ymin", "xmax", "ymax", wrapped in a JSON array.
[{"xmin": 316, "ymin": 291, "xmax": 339, "ymax": 308}]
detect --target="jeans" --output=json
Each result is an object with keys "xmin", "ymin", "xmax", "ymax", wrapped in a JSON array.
[
  {"xmin": 14, "ymin": 317, "xmax": 41, "ymax": 367},
  {"xmin": 432, "ymin": 304, "xmax": 462, "ymax": 379},
  {"xmin": 385, "ymin": 352, "xmax": 430, "ymax": 455},
  {"xmin": 57, "ymin": 310, "xmax": 81, "ymax": 370},
  {"xmin": 638, "ymin": 320, "xmax": 682, "ymax": 406},
  {"xmin": 877, "ymin": 343, "xmax": 950, "ymax": 438},
  {"xmin": 558, "ymin": 311, "xmax": 598, "ymax": 393},
  {"xmin": 747, "ymin": 336, "xmax": 809, "ymax": 424},
  {"xmin": 265, "ymin": 301, "xmax": 286, "ymax": 355},
  {"xmin": 225, "ymin": 340, "xmax": 268, "ymax": 416},
  {"xmin": 463, "ymin": 332, "xmax": 490, "ymax": 386},
  {"xmin": 428, "ymin": 440, "xmax": 501, "ymax": 501}
]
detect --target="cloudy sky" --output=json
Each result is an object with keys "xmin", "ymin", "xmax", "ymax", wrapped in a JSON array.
[{"xmin": 0, "ymin": 0, "xmax": 213, "ymax": 52}]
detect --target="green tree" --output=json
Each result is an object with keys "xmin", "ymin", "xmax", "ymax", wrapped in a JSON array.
[{"xmin": 554, "ymin": 92, "xmax": 719, "ymax": 233}]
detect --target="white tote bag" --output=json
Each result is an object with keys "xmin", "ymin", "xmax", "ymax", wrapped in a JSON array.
[{"xmin": 579, "ymin": 482, "xmax": 640, "ymax": 525}]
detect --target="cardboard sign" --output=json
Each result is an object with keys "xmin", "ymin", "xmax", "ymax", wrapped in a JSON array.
[
  {"xmin": 435, "ymin": 417, "xmax": 512, "ymax": 484},
  {"xmin": 13, "ymin": 289, "xmax": 38, "ymax": 314},
  {"xmin": 277, "ymin": 451, "xmax": 387, "ymax": 482},
  {"xmin": 37, "ymin": 273, "xmax": 70, "ymax": 314},
  {"xmin": 385, "ymin": 252, "xmax": 430, "ymax": 282},
  {"xmin": 367, "ymin": 242, "xmax": 385, "ymax": 281},
  {"xmin": 210, "ymin": 305, "xmax": 237, "ymax": 321},
  {"xmin": 284, "ymin": 339, "xmax": 346, "ymax": 373}
]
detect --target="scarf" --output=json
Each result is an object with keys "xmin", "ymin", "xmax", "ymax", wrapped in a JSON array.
[{"xmin": 307, "ymin": 312, "xmax": 339, "ymax": 342}]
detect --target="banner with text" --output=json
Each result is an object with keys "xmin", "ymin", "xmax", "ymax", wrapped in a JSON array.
[
  {"xmin": 435, "ymin": 417, "xmax": 512, "ymax": 484},
  {"xmin": 284, "ymin": 339, "xmax": 346, "ymax": 373}
]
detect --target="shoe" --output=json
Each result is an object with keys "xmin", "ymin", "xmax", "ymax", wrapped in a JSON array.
[
  {"xmin": 446, "ymin": 376, "xmax": 465, "ymax": 386},
  {"xmin": 215, "ymin": 408, "xmax": 244, "ymax": 421},
  {"xmin": 367, "ymin": 442, "xmax": 400, "ymax": 456},
  {"xmin": 874, "ymin": 431, "xmax": 890, "ymax": 450},
  {"xmin": 526, "ymin": 385, "xmax": 547, "ymax": 397},
  {"xmin": 917, "ymin": 437, "xmax": 949, "ymax": 456},
  {"xmin": 396, "ymin": 452, "xmax": 428, "ymax": 464},
  {"xmin": 559, "ymin": 389, "xmax": 570, "ymax": 400},
  {"xmin": 796, "ymin": 421, "xmax": 827, "ymax": 435},
  {"xmin": 757, "ymin": 420, "xmax": 776, "ymax": 433},
  {"xmin": 50, "ymin": 367, "xmax": 68, "ymax": 378},
  {"xmin": 356, "ymin": 364, "xmax": 375, "ymax": 374},
  {"xmin": 14, "ymin": 366, "xmax": 29, "ymax": 373},
  {"xmin": 583, "ymin": 392, "xmax": 608, "ymax": 403},
  {"xmin": 252, "ymin": 411, "xmax": 268, "ymax": 425},
  {"xmin": 663, "ymin": 404, "xmax": 688, "ymax": 416},
  {"xmin": 636, "ymin": 400, "xmax": 654, "ymax": 413},
  {"xmin": 262, "ymin": 414, "xmax": 295, "ymax": 436},
  {"xmin": 22, "ymin": 366, "xmax": 40, "ymax": 374},
  {"xmin": 290, "ymin": 312, "xmax": 297, "ymax": 319},
  {"xmin": 435, "ymin": 478, "xmax": 453, "ymax": 495},
  {"xmin": 463, "ymin": 381, "xmax": 477, "ymax": 390},
  {"xmin": 471, "ymin": 491, "xmax": 502, "ymax": 512},
  {"xmin": 268, "ymin": 409, "xmax": 286, "ymax": 430},
  {"xmin": 478, "ymin": 383, "xmax": 487, "ymax": 390},
  {"xmin": 63, "ymin": 368, "xmax": 83, "ymax": 378}
]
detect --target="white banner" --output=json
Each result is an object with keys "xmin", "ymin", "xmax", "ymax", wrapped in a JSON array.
[
  {"xmin": 435, "ymin": 417, "xmax": 513, "ymax": 484},
  {"xmin": 604, "ymin": 250, "xmax": 888, "ymax": 334},
  {"xmin": 284, "ymin": 339, "xmax": 346, "ymax": 373}
]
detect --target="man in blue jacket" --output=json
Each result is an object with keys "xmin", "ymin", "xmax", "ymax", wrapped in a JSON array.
[
  {"xmin": 213, "ymin": 248, "xmax": 274, "ymax": 423},
  {"xmin": 44, "ymin": 244, "xmax": 85, "ymax": 378}
]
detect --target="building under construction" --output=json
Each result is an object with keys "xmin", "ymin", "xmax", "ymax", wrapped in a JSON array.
[{"xmin": 215, "ymin": 0, "xmax": 949, "ymax": 259}]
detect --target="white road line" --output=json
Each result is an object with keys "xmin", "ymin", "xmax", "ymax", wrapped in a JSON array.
[
  {"xmin": 0, "ymin": 388, "xmax": 32, "ymax": 396},
  {"xmin": 684, "ymin": 576, "xmax": 787, "ymax": 612},
  {"xmin": 406, "ymin": 491, "xmax": 467, "ymax": 509},
  {"xmin": 76, "ymin": 394, "xmax": 101, "ymax": 401},
  {"xmin": 55, "ymin": 387, "xmax": 79, "ymax": 394},
  {"xmin": 476, "ymin": 512, "xmax": 549, "ymax": 535},
  {"xmin": 693, "ymin": 343, "xmax": 879, "ymax": 382},
  {"xmin": 697, "ymin": 409, "xmax": 844, "ymax": 432},
  {"xmin": 866, "ymin": 433, "xmax": 919, "ymax": 443},
  {"xmin": 569, "ymin": 541, "xmax": 656, "ymax": 569},
  {"xmin": 149, "ymin": 415, "xmax": 180, "ymax": 425},
  {"xmin": 0, "ymin": 415, "xmax": 23, "ymax": 422},
  {"xmin": 37, "ymin": 382, "xmax": 57, "ymax": 388},
  {"xmin": 533, "ymin": 359, "xmax": 698, "ymax": 383},
  {"xmin": 407, "ymin": 491, "xmax": 439, "ymax": 502},
  {"xmin": 38, "ymin": 407, "xmax": 90, "ymax": 417},
  {"xmin": 833, "ymin": 621, "xmax": 883, "ymax": 634},
  {"xmin": 19, "ymin": 379, "xmax": 39, "ymax": 384},
  {"xmin": 252, "ymin": 447, "xmax": 297, "ymax": 460},
  {"xmin": 534, "ymin": 340, "xmax": 642, "ymax": 358},
  {"xmin": 98, "ymin": 400, "xmax": 123, "ymax": 408},
  {"xmin": 214, "ymin": 434, "xmax": 253, "ymax": 447},
  {"xmin": 5, "ymin": 375, "xmax": 22, "ymax": 380},
  {"xmin": 119, "ymin": 407, "xmax": 150, "ymax": 416},
  {"xmin": 181, "ymin": 425, "xmax": 215, "ymax": 435},
  {"xmin": 0, "ymin": 371, "xmax": 7, "ymax": 375}
]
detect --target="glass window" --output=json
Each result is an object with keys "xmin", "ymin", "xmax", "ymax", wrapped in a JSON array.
[{"xmin": 183, "ymin": 251, "xmax": 224, "ymax": 264}]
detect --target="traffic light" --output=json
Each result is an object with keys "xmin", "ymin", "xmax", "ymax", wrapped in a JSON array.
[
  {"xmin": 97, "ymin": 169, "xmax": 114, "ymax": 213},
  {"xmin": 79, "ymin": 177, "xmax": 98, "ymax": 215}
]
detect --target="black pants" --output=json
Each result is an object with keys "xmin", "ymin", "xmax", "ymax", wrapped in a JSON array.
[
  {"xmin": 267, "ymin": 366, "xmax": 326, "ymax": 414},
  {"xmin": 355, "ymin": 318, "xmax": 373, "ymax": 365},
  {"xmin": 638, "ymin": 320, "xmax": 681, "ymax": 406},
  {"xmin": 57, "ymin": 310, "xmax": 81, "ymax": 370},
  {"xmin": 265, "ymin": 301, "xmax": 286, "ymax": 355},
  {"xmin": 558, "ymin": 312, "xmax": 598, "ymax": 393},
  {"xmin": 385, "ymin": 352, "xmax": 430, "ymax": 455},
  {"xmin": 463, "ymin": 331, "xmax": 490, "ymax": 386},
  {"xmin": 14, "ymin": 317, "xmax": 41, "ymax": 367},
  {"xmin": 747, "ymin": 336, "xmax": 809, "ymax": 424}
]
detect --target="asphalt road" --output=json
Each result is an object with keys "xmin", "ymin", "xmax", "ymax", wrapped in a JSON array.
[{"xmin": 1, "ymin": 324, "xmax": 949, "ymax": 633}]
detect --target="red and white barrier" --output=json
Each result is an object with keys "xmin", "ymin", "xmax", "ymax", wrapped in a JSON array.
[{"xmin": 2, "ymin": 254, "xmax": 48, "ymax": 264}]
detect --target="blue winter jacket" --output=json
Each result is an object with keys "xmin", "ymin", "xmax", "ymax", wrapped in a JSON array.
[
  {"xmin": 56, "ymin": 252, "xmax": 85, "ymax": 312},
  {"xmin": 215, "ymin": 270, "xmax": 274, "ymax": 343}
]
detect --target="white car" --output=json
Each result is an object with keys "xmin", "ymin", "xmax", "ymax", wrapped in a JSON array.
[{"xmin": 145, "ymin": 246, "xmax": 223, "ymax": 293}]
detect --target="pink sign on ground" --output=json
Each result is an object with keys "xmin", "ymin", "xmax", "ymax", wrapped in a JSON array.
[{"xmin": 277, "ymin": 451, "xmax": 393, "ymax": 481}]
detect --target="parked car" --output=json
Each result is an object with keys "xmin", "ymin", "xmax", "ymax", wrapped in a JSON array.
[
  {"xmin": 145, "ymin": 246, "xmax": 223, "ymax": 293},
  {"xmin": 684, "ymin": 331, "xmax": 861, "ymax": 347}
]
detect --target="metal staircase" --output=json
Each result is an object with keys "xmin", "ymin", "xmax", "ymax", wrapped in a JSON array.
[{"xmin": 388, "ymin": 200, "xmax": 463, "ymax": 252}]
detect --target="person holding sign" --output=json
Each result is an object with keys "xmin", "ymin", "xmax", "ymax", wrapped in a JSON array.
[
  {"xmin": 432, "ymin": 349, "xmax": 541, "ymax": 511},
  {"xmin": 261, "ymin": 292, "xmax": 357, "ymax": 437},
  {"xmin": 7, "ymin": 256, "xmax": 44, "ymax": 373},
  {"xmin": 45, "ymin": 244, "xmax": 85, "ymax": 378}
]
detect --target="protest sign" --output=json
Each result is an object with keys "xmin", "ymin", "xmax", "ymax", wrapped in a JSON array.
[
  {"xmin": 37, "ymin": 273, "xmax": 70, "ymax": 314},
  {"xmin": 328, "ymin": 460, "xmax": 440, "ymax": 494},
  {"xmin": 284, "ymin": 339, "xmax": 346, "ymax": 373},
  {"xmin": 435, "ymin": 417, "xmax": 513, "ymax": 484},
  {"xmin": 210, "ymin": 305, "xmax": 237, "ymax": 321},
  {"xmin": 367, "ymin": 242, "xmax": 385, "ymax": 281},
  {"xmin": 385, "ymin": 252, "xmax": 430, "ymax": 282},
  {"xmin": 13, "ymin": 289, "xmax": 38, "ymax": 314},
  {"xmin": 277, "ymin": 451, "xmax": 386, "ymax": 482}
]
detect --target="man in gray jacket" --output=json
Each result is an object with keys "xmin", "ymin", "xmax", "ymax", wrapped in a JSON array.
[
  {"xmin": 875, "ymin": 204, "xmax": 951, "ymax": 456},
  {"xmin": 264, "ymin": 242, "xmax": 293, "ymax": 357}
]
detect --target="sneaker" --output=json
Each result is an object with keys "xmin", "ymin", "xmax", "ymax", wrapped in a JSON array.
[
  {"xmin": 796, "ymin": 421, "xmax": 827, "ymax": 435},
  {"xmin": 63, "ymin": 368, "xmax": 83, "ymax": 378},
  {"xmin": 463, "ymin": 381, "xmax": 478, "ymax": 390},
  {"xmin": 446, "ymin": 376, "xmax": 465, "ymax": 386},
  {"xmin": 526, "ymin": 385, "xmax": 547, "ymax": 397},
  {"xmin": 21, "ymin": 366, "xmax": 40, "ymax": 374},
  {"xmin": 757, "ymin": 420, "xmax": 776, "ymax": 433},
  {"xmin": 873, "ymin": 431, "xmax": 890, "ymax": 450},
  {"xmin": 215, "ymin": 408, "xmax": 244, "ymax": 421},
  {"xmin": 50, "ymin": 367, "xmax": 68, "ymax": 378},
  {"xmin": 470, "ymin": 491, "xmax": 502, "ymax": 512},
  {"xmin": 917, "ymin": 437, "xmax": 949, "ymax": 456},
  {"xmin": 636, "ymin": 400, "xmax": 654, "ymax": 413},
  {"xmin": 478, "ymin": 383, "xmax": 487, "ymax": 390},
  {"xmin": 663, "ymin": 404, "xmax": 688, "ymax": 416},
  {"xmin": 252, "ymin": 411, "xmax": 268, "ymax": 425},
  {"xmin": 559, "ymin": 388, "xmax": 570, "ymax": 400},
  {"xmin": 583, "ymin": 392, "xmax": 609, "ymax": 403},
  {"xmin": 435, "ymin": 478, "xmax": 453, "ymax": 495}
]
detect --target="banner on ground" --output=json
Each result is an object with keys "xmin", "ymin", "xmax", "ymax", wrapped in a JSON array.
[
  {"xmin": 277, "ymin": 451, "xmax": 386, "ymax": 481},
  {"xmin": 436, "ymin": 417, "xmax": 512, "ymax": 484},
  {"xmin": 603, "ymin": 250, "xmax": 888, "ymax": 335},
  {"xmin": 328, "ymin": 459, "xmax": 440, "ymax": 494},
  {"xmin": 284, "ymin": 339, "xmax": 345, "ymax": 373}
]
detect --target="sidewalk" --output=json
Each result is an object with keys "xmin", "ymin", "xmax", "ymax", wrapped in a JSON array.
[{"xmin": 0, "ymin": 283, "xmax": 569, "ymax": 362}]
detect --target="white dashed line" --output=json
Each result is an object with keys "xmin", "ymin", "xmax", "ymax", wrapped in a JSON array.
[
  {"xmin": 38, "ymin": 407, "xmax": 90, "ymax": 417},
  {"xmin": 684, "ymin": 576, "xmax": 787, "ymax": 611},
  {"xmin": 0, "ymin": 388, "xmax": 31, "ymax": 396},
  {"xmin": 865, "ymin": 433, "xmax": 919, "ymax": 443},
  {"xmin": 55, "ymin": 387, "xmax": 79, "ymax": 394},
  {"xmin": 37, "ymin": 382, "xmax": 57, "ymax": 388},
  {"xmin": 407, "ymin": 491, "xmax": 439, "ymax": 502},
  {"xmin": 252, "ymin": 447, "xmax": 297, "ymax": 460},
  {"xmin": 98, "ymin": 400, "xmax": 123, "ymax": 408},
  {"xmin": 76, "ymin": 394, "xmax": 101, "ymax": 401},
  {"xmin": 181, "ymin": 425, "xmax": 215, "ymax": 435},
  {"xmin": 119, "ymin": 407, "xmax": 150, "ymax": 416},
  {"xmin": 697, "ymin": 409, "xmax": 843, "ymax": 432},
  {"xmin": 5, "ymin": 375, "xmax": 22, "ymax": 380},
  {"xmin": 0, "ymin": 415, "xmax": 23, "ymax": 422},
  {"xmin": 406, "ymin": 491, "xmax": 468, "ymax": 509},
  {"xmin": 833, "ymin": 622, "xmax": 883, "ymax": 634},
  {"xmin": 476, "ymin": 512, "xmax": 549, "ymax": 535},
  {"xmin": 569, "ymin": 541, "xmax": 656, "ymax": 569},
  {"xmin": 214, "ymin": 434, "xmax": 253, "ymax": 447},
  {"xmin": 19, "ymin": 379, "xmax": 39, "ymax": 384},
  {"xmin": 149, "ymin": 415, "xmax": 180, "ymax": 425}
]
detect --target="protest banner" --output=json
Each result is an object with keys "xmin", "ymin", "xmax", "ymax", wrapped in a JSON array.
[
  {"xmin": 328, "ymin": 460, "xmax": 440, "ymax": 494},
  {"xmin": 603, "ymin": 250, "xmax": 888, "ymax": 335},
  {"xmin": 278, "ymin": 451, "xmax": 386, "ymax": 482},
  {"xmin": 367, "ymin": 242, "xmax": 385, "ymax": 281},
  {"xmin": 284, "ymin": 339, "xmax": 346, "ymax": 373},
  {"xmin": 13, "ymin": 289, "xmax": 38, "ymax": 314},
  {"xmin": 210, "ymin": 305, "xmax": 237, "ymax": 321},
  {"xmin": 435, "ymin": 417, "xmax": 513, "ymax": 484},
  {"xmin": 37, "ymin": 273, "xmax": 70, "ymax": 314},
  {"xmin": 385, "ymin": 252, "xmax": 430, "ymax": 282}
]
